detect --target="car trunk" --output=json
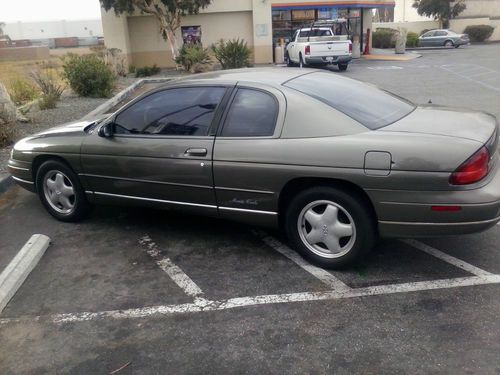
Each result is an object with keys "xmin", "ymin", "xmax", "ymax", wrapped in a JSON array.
[
  {"xmin": 379, "ymin": 105, "xmax": 498, "ymax": 145},
  {"xmin": 307, "ymin": 40, "xmax": 350, "ymax": 57}
]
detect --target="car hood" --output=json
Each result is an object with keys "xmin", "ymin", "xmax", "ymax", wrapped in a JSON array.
[
  {"xmin": 32, "ymin": 115, "xmax": 108, "ymax": 138},
  {"xmin": 379, "ymin": 106, "xmax": 498, "ymax": 144}
]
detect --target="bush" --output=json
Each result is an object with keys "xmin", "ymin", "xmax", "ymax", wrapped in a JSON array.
[
  {"xmin": 38, "ymin": 94, "xmax": 59, "ymax": 110},
  {"xmin": 175, "ymin": 44, "xmax": 211, "ymax": 73},
  {"xmin": 62, "ymin": 54, "xmax": 115, "ymax": 97},
  {"xmin": 406, "ymin": 32, "xmax": 419, "ymax": 47},
  {"xmin": 0, "ymin": 123, "xmax": 16, "ymax": 147},
  {"xmin": 211, "ymin": 39, "xmax": 251, "ymax": 69},
  {"xmin": 135, "ymin": 64, "xmax": 161, "ymax": 77},
  {"xmin": 372, "ymin": 29, "xmax": 397, "ymax": 48},
  {"xmin": 128, "ymin": 65, "xmax": 136, "ymax": 74},
  {"xmin": 8, "ymin": 77, "xmax": 38, "ymax": 105},
  {"xmin": 464, "ymin": 25, "xmax": 494, "ymax": 42}
]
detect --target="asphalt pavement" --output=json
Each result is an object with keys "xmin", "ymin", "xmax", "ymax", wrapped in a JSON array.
[{"xmin": 0, "ymin": 44, "xmax": 499, "ymax": 374}]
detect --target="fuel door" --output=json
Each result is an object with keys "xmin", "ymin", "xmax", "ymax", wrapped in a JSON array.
[{"xmin": 364, "ymin": 151, "xmax": 392, "ymax": 176}]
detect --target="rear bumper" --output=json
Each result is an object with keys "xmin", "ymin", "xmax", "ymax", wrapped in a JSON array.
[
  {"xmin": 370, "ymin": 161, "xmax": 500, "ymax": 238},
  {"xmin": 305, "ymin": 55, "xmax": 352, "ymax": 65}
]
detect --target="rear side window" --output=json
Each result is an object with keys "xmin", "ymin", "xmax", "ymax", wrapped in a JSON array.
[
  {"xmin": 435, "ymin": 31, "xmax": 447, "ymax": 36},
  {"xmin": 284, "ymin": 72, "xmax": 415, "ymax": 129},
  {"xmin": 221, "ymin": 88, "xmax": 278, "ymax": 137}
]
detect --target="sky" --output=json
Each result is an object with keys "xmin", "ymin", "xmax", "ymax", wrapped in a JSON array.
[{"xmin": 1, "ymin": 0, "xmax": 102, "ymax": 23}]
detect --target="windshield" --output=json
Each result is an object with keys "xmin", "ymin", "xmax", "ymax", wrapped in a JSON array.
[{"xmin": 284, "ymin": 72, "xmax": 416, "ymax": 129}]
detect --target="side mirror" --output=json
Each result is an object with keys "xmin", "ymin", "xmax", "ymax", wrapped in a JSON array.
[{"xmin": 98, "ymin": 123, "xmax": 114, "ymax": 138}]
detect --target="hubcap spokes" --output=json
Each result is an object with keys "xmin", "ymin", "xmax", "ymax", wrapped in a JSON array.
[
  {"xmin": 44, "ymin": 171, "xmax": 75, "ymax": 214},
  {"xmin": 298, "ymin": 201, "xmax": 356, "ymax": 259}
]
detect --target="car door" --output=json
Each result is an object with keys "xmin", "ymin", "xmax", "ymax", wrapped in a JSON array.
[
  {"xmin": 433, "ymin": 30, "xmax": 447, "ymax": 46},
  {"xmin": 419, "ymin": 31, "xmax": 434, "ymax": 47},
  {"xmin": 288, "ymin": 30, "xmax": 299, "ymax": 62},
  {"xmin": 212, "ymin": 84, "xmax": 286, "ymax": 226},
  {"xmin": 80, "ymin": 84, "xmax": 231, "ymax": 214}
]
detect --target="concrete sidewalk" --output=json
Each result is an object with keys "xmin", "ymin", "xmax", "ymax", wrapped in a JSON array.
[{"xmin": 361, "ymin": 48, "xmax": 422, "ymax": 61}]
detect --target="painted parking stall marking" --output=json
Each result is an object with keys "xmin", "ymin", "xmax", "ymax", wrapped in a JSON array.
[
  {"xmin": 252, "ymin": 230, "xmax": 350, "ymax": 292},
  {"xmin": 1, "ymin": 230, "xmax": 500, "ymax": 326}
]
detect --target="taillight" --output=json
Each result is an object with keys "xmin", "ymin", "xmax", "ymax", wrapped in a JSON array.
[
  {"xmin": 449, "ymin": 147, "xmax": 490, "ymax": 185},
  {"xmin": 305, "ymin": 45, "xmax": 310, "ymax": 55},
  {"xmin": 349, "ymin": 43, "xmax": 352, "ymax": 53}
]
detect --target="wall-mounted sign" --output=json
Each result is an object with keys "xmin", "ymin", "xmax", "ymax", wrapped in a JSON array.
[
  {"xmin": 255, "ymin": 23, "xmax": 269, "ymax": 37},
  {"xmin": 181, "ymin": 26, "xmax": 201, "ymax": 45},
  {"xmin": 292, "ymin": 9, "xmax": 315, "ymax": 20}
]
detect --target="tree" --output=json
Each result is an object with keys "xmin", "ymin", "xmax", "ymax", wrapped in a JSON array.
[
  {"xmin": 100, "ymin": 0, "xmax": 211, "ymax": 61},
  {"xmin": 0, "ymin": 22, "xmax": 11, "ymax": 42},
  {"xmin": 412, "ymin": 0, "xmax": 466, "ymax": 29}
]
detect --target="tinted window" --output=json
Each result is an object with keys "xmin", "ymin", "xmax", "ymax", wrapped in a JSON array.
[
  {"xmin": 221, "ymin": 89, "xmax": 278, "ymax": 137},
  {"xmin": 299, "ymin": 28, "xmax": 332, "ymax": 37},
  {"xmin": 285, "ymin": 72, "xmax": 415, "ymax": 129},
  {"xmin": 435, "ymin": 31, "xmax": 447, "ymax": 36},
  {"xmin": 422, "ymin": 31, "xmax": 434, "ymax": 37},
  {"xmin": 114, "ymin": 87, "xmax": 226, "ymax": 136}
]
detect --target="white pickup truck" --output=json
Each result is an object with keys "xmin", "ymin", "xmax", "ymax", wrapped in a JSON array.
[{"xmin": 285, "ymin": 25, "xmax": 352, "ymax": 71}]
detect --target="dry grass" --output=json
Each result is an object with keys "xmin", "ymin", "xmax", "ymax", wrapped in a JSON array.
[{"xmin": 0, "ymin": 57, "xmax": 62, "ymax": 86}]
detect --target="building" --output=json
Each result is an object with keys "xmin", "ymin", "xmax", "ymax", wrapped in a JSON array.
[
  {"xmin": 373, "ymin": 0, "xmax": 500, "ymax": 40},
  {"xmin": 101, "ymin": 0, "xmax": 395, "ymax": 68},
  {"xmin": 3, "ymin": 19, "xmax": 103, "ymax": 40}
]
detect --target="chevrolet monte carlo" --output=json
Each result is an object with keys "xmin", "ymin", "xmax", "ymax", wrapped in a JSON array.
[{"xmin": 8, "ymin": 69, "xmax": 500, "ymax": 268}]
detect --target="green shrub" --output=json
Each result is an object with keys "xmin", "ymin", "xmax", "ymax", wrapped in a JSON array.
[
  {"xmin": 372, "ymin": 29, "xmax": 397, "ymax": 48},
  {"xmin": 128, "ymin": 65, "xmax": 136, "ymax": 74},
  {"xmin": 175, "ymin": 44, "xmax": 211, "ymax": 73},
  {"xmin": 464, "ymin": 25, "xmax": 494, "ymax": 42},
  {"xmin": 211, "ymin": 38, "xmax": 251, "ymax": 70},
  {"xmin": 30, "ymin": 69, "xmax": 64, "ymax": 98},
  {"xmin": 8, "ymin": 77, "xmax": 38, "ymax": 105},
  {"xmin": 0, "ymin": 123, "xmax": 16, "ymax": 147},
  {"xmin": 38, "ymin": 93, "xmax": 59, "ymax": 110},
  {"xmin": 62, "ymin": 54, "xmax": 115, "ymax": 97},
  {"xmin": 135, "ymin": 64, "xmax": 161, "ymax": 77},
  {"xmin": 406, "ymin": 32, "xmax": 419, "ymax": 47}
]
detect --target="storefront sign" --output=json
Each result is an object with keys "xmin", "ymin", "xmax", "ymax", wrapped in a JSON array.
[{"xmin": 292, "ymin": 9, "xmax": 315, "ymax": 20}]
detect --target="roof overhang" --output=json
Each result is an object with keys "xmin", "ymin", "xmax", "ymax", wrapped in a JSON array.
[{"xmin": 272, "ymin": 1, "xmax": 395, "ymax": 9}]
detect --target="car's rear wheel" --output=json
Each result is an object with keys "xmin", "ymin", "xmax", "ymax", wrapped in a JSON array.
[
  {"xmin": 36, "ymin": 160, "xmax": 91, "ymax": 222},
  {"xmin": 444, "ymin": 40, "xmax": 454, "ymax": 47},
  {"xmin": 299, "ymin": 53, "xmax": 304, "ymax": 68},
  {"xmin": 285, "ymin": 187, "xmax": 375, "ymax": 269},
  {"xmin": 338, "ymin": 63, "xmax": 348, "ymax": 71}
]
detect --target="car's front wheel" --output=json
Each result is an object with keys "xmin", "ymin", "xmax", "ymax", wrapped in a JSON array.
[
  {"xmin": 285, "ymin": 187, "xmax": 375, "ymax": 269},
  {"xmin": 36, "ymin": 159, "xmax": 91, "ymax": 222}
]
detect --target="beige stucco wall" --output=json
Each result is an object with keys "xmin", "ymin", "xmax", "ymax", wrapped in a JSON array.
[{"xmin": 128, "ymin": 11, "xmax": 254, "ymax": 68}]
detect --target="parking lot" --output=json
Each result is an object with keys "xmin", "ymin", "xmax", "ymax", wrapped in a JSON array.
[{"xmin": 1, "ymin": 44, "xmax": 500, "ymax": 374}]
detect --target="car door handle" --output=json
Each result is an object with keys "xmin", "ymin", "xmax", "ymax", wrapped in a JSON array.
[{"xmin": 184, "ymin": 148, "xmax": 207, "ymax": 157}]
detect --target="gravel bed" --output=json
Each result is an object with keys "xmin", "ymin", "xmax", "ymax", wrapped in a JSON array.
[{"xmin": 1, "ymin": 93, "xmax": 108, "ymax": 173}]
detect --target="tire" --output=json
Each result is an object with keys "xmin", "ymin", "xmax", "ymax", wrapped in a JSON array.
[
  {"xmin": 454, "ymin": 44, "xmax": 460, "ymax": 48},
  {"xmin": 338, "ymin": 63, "xmax": 348, "ymax": 71},
  {"xmin": 444, "ymin": 40, "xmax": 454, "ymax": 47},
  {"xmin": 285, "ymin": 186, "xmax": 376, "ymax": 269},
  {"xmin": 299, "ymin": 53, "xmax": 304, "ymax": 68},
  {"xmin": 285, "ymin": 51, "xmax": 294, "ymax": 67},
  {"xmin": 36, "ymin": 159, "xmax": 91, "ymax": 222}
]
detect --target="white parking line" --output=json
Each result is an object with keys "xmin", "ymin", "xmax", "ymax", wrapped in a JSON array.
[
  {"xmin": 440, "ymin": 64, "xmax": 500, "ymax": 92},
  {"xmin": 252, "ymin": 230, "xmax": 351, "ymax": 292},
  {"xmin": 1, "ymin": 274, "xmax": 499, "ymax": 325},
  {"xmin": 139, "ymin": 235, "xmax": 204, "ymax": 298},
  {"xmin": 402, "ymin": 239, "xmax": 493, "ymax": 276}
]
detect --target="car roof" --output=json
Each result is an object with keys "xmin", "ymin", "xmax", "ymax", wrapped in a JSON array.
[{"xmin": 164, "ymin": 67, "xmax": 318, "ymax": 87}]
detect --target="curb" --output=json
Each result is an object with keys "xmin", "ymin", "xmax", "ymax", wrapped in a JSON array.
[
  {"xmin": 0, "ymin": 234, "xmax": 51, "ymax": 313},
  {"xmin": 0, "ymin": 173, "xmax": 13, "ymax": 195},
  {"xmin": 83, "ymin": 77, "xmax": 173, "ymax": 120}
]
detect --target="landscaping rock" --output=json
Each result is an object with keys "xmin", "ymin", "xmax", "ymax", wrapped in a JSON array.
[{"xmin": 0, "ymin": 83, "xmax": 17, "ymax": 125}]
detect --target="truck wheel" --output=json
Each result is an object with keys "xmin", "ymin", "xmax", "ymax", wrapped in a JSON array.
[
  {"xmin": 285, "ymin": 51, "xmax": 294, "ymax": 67},
  {"xmin": 299, "ymin": 53, "xmax": 304, "ymax": 68},
  {"xmin": 338, "ymin": 64, "xmax": 348, "ymax": 71},
  {"xmin": 285, "ymin": 186, "xmax": 375, "ymax": 269}
]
